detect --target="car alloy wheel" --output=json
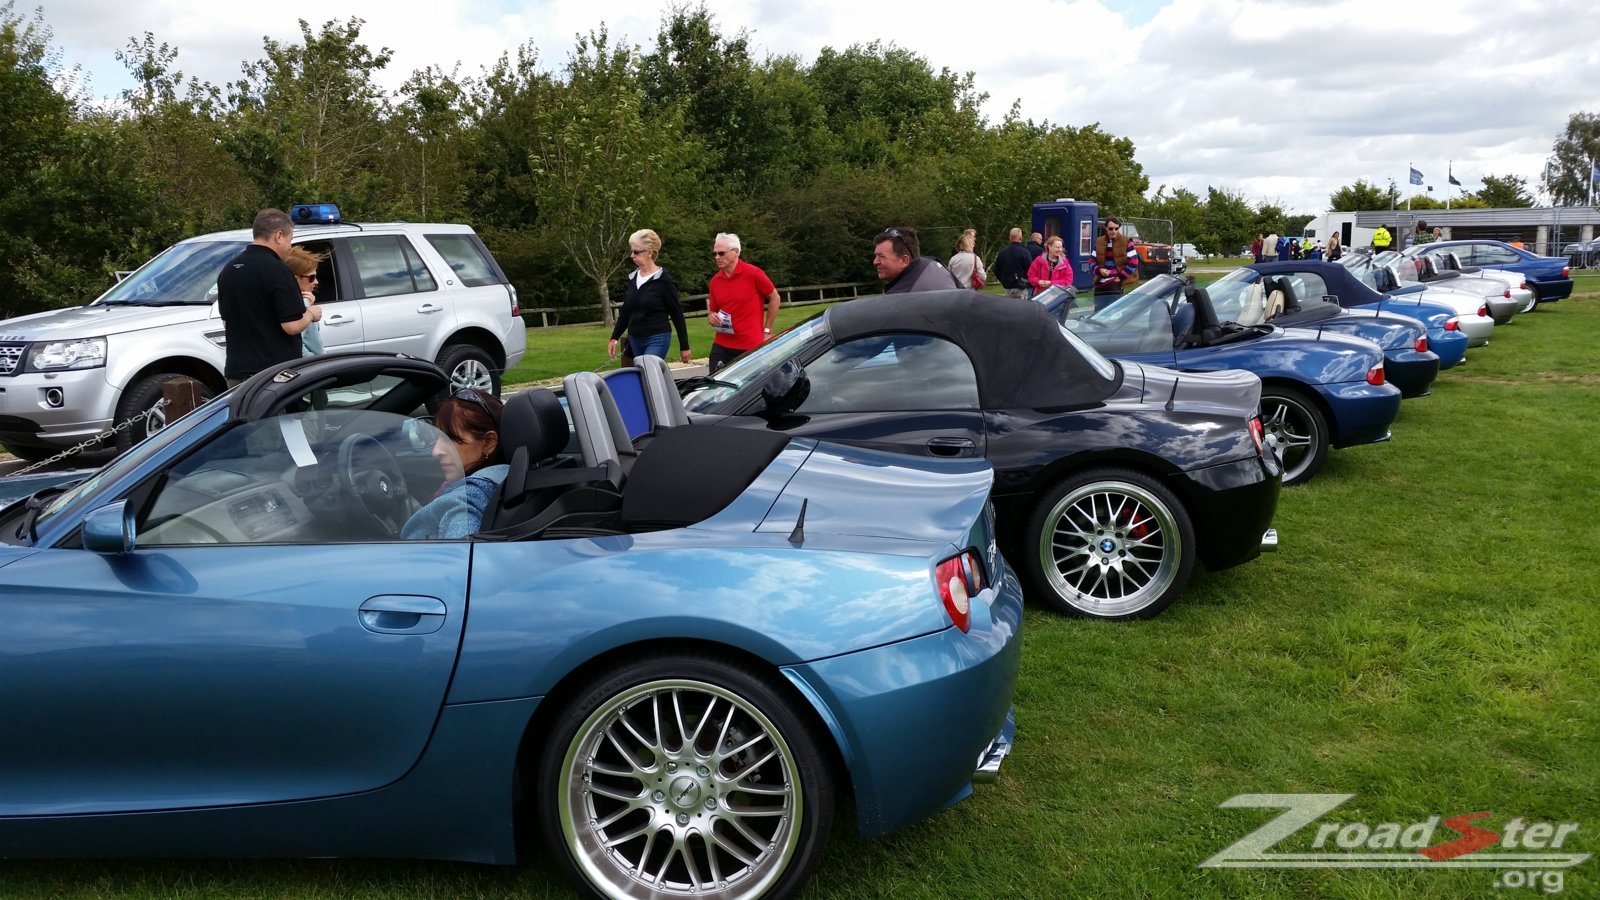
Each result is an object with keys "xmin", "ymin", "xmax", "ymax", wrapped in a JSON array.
[
  {"xmin": 1259, "ymin": 387, "xmax": 1328, "ymax": 486},
  {"xmin": 1519, "ymin": 288, "xmax": 1538, "ymax": 315},
  {"xmin": 436, "ymin": 343, "xmax": 499, "ymax": 395},
  {"xmin": 543, "ymin": 655, "xmax": 832, "ymax": 900},
  {"xmin": 1026, "ymin": 468, "xmax": 1195, "ymax": 619}
]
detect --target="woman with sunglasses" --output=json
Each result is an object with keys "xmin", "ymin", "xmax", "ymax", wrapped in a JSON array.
[
  {"xmin": 402, "ymin": 390, "xmax": 509, "ymax": 540},
  {"xmin": 607, "ymin": 229, "xmax": 692, "ymax": 365},
  {"xmin": 284, "ymin": 247, "xmax": 327, "ymax": 357}
]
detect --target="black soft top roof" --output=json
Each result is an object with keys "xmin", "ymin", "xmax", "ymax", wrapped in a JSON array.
[{"xmin": 825, "ymin": 290, "xmax": 1119, "ymax": 409}]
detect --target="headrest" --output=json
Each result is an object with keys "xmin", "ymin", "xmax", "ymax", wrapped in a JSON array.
[
  {"xmin": 498, "ymin": 388, "xmax": 569, "ymax": 463},
  {"xmin": 635, "ymin": 355, "xmax": 690, "ymax": 429},
  {"xmin": 563, "ymin": 371, "xmax": 635, "ymax": 469}
]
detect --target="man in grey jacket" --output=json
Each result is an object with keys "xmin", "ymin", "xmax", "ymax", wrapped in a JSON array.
[{"xmin": 874, "ymin": 227, "xmax": 962, "ymax": 294}]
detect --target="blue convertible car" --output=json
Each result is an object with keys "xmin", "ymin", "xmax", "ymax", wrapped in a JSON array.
[
  {"xmin": 0, "ymin": 352, "xmax": 1022, "ymax": 899},
  {"xmin": 1036, "ymin": 277, "xmax": 1401, "ymax": 486}
]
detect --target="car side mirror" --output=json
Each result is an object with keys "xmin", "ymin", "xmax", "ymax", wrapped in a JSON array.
[
  {"xmin": 760, "ymin": 360, "xmax": 810, "ymax": 417},
  {"xmin": 82, "ymin": 500, "xmax": 136, "ymax": 554}
]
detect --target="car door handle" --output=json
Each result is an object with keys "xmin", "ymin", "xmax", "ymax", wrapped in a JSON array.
[
  {"xmin": 359, "ymin": 595, "xmax": 447, "ymax": 634},
  {"xmin": 926, "ymin": 437, "xmax": 976, "ymax": 457},
  {"xmin": 323, "ymin": 313, "xmax": 354, "ymax": 325},
  {"xmin": 416, "ymin": 303, "xmax": 445, "ymax": 314}
]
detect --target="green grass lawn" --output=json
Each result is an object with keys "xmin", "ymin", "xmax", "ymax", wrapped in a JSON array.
[{"xmin": 5, "ymin": 291, "xmax": 1597, "ymax": 898}]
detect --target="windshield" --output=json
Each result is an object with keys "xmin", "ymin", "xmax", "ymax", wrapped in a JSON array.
[
  {"xmin": 95, "ymin": 240, "xmax": 247, "ymax": 307},
  {"xmin": 1053, "ymin": 323, "xmax": 1118, "ymax": 380},
  {"xmin": 682, "ymin": 317, "xmax": 823, "ymax": 411},
  {"xmin": 1203, "ymin": 269, "xmax": 1266, "ymax": 324},
  {"xmin": 1057, "ymin": 275, "xmax": 1182, "ymax": 356}
]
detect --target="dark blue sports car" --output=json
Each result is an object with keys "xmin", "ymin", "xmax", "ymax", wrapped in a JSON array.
[
  {"xmin": 1035, "ymin": 276, "xmax": 1401, "ymax": 486},
  {"xmin": 1252, "ymin": 259, "xmax": 1471, "ymax": 370},
  {"xmin": 681, "ymin": 292, "xmax": 1281, "ymax": 620},
  {"xmin": 0, "ymin": 352, "xmax": 1022, "ymax": 899},
  {"xmin": 1203, "ymin": 266, "xmax": 1441, "ymax": 398}
]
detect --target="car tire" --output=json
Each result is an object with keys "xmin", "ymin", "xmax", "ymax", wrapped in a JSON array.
[
  {"xmin": 538, "ymin": 652, "xmax": 834, "ymax": 900},
  {"xmin": 436, "ymin": 343, "xmax": 500, "ymax": 396},
  {"xmin": 1260, "ymin": 386, "xmax": 1328, "ymax": 486},
  {"xmin": 1, "ymin": 442, "xmax": 56, "ymax": 464},
  {"xmin": 113, "ymin": 373, "xmax": 211, "ymax": 454},
  {"xmin": 1520, "ymin": 286, "xmax": 1538, "ymax": 315},
  {"xmin": 1022, "ymin": 467, "xmax": 1196, "ymax": 620}
]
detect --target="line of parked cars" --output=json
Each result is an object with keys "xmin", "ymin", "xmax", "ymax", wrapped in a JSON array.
[{"xmin": 0, "ymin": 220, "xmax": 1574, "ymax": 898}]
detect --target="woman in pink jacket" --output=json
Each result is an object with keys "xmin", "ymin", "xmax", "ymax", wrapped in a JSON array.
[{"xmin": 1027, "ymin": 235, "xmax": 1074, "ymax": 294}]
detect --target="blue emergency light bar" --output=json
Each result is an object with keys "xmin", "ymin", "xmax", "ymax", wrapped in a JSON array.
[{"xmin": 290, "ymin": 203, "xmax": 341, "ymax": 226}]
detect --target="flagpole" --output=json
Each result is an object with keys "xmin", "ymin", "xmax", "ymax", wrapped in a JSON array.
[
  {"xmin": 1447, "ymin": 161, "xmax": 1452, "ymax": 211},
  {"xmin": 1407, "ymin": 162, "xmax": 1413, "ymax": 212}
]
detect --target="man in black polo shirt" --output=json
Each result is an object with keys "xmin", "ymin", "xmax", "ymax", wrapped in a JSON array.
[{"xmin": 218, "ymin": 209, "xmax": 321, "ymax": 385}]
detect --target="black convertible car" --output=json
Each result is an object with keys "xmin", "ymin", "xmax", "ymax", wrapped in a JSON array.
[{"xmin": 680, "ymin": 291, "xmax": 1282, "ymax": 619}]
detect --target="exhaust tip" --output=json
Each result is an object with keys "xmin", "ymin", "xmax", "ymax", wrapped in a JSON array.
[{"xmin": 1260, "ymin": 529, "xmax": 1278, "ymax": 552}]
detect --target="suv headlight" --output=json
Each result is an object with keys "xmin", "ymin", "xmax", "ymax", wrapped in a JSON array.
[{"xmin": 30, "ymin": 337, "xmax": 108, "ymax": 371}]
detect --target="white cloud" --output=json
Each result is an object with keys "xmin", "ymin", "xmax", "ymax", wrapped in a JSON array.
[{"xmin": 34, "ymin": 0, "xmax": 1600, "ymax": 214}]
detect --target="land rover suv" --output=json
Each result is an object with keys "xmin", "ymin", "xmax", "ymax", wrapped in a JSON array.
[{"xmin": 0, "ymin": 211, "xmax": 526, "ymax": 461}]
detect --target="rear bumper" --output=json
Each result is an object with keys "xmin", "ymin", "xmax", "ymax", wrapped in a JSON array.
[
  {"xmin": 1428, "ymin": 329, "xmax": 1469, "ymax": 369},
  {"xmin": 1180, "ymin": 454, "xmax": 1280, "ymax": 572},
  {"xmin": 1384, "ymin": 349, "xmax": 1440, "ymax": 399},
  {"xmin": 1458, "ymin": 315, "xmax": 1493, "ymax": 346},
  {"xmin": 1532, "ymin": 278, "xmax": 1573, "ymax": 301},
  {"xmin": 1485, "ymin": 296, "xmax": 1519, "ymax": 325},
  {"xmin": 783, "ymin": 560, "xmax": 1024, "ymax": 838},
  {"xmin": 1318, "ymin": 381, "xmax": 1402, "ymax": 448}
]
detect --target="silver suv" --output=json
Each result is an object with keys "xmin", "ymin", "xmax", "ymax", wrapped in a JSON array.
[{"xmin": 0, "ymin": 214, "xmax": 526, "ymax": 461}]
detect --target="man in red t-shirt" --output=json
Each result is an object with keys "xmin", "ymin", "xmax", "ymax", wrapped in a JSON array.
[{"xmin": 706, "ymin": 232, "xmax": 781, "ymax": 374}]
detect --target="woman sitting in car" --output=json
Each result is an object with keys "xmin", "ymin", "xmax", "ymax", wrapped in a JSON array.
[{"xmin": 402, "ymin": 389, "xmax": 508, "ymax": 540}]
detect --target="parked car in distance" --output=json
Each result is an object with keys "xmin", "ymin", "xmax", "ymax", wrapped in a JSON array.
[
  {"xmin": 0, "ymin": 204, "xmax": 526, "ymax": 463},
  {"xmin": 1391, "ymin": 250, "xmax": 1523, "ymax": 323},
  {"xmin": 1251, "ymin": 259, "xmax": 1470, "ymax": 371},
  {"xmin": 1407, "ymin": 248, "xmax": 1538, "ymax": 315},
  {"xmin": 1205, "ymin": 266, "xmax": 1440, "ymax": 398},
  {"xmin": 682, "ymin": 292, "xmax": 1282, "ymax": 620},
  {"xmin": 1036, "ymin": 276, "xmax": 1402, "ymax": 487},
  {"xmin": 1409, "ymin": 239, "xmax": 1573, "ymax": 306},
  {"xmin": 1342, "ymin": 251, "xmax": 1496, "ymax": 348},
  {"xmin": 0, "ymin": 351, "xmax": 1021, "ymax": 900}
]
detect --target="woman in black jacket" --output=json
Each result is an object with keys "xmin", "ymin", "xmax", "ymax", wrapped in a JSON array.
[{"xmin": 608, "ymin": 228, "xmax": 692, "ymax": 364}]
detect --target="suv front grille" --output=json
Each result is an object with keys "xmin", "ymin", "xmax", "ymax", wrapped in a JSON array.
[{"xmin": 0, "ymin": 343, "xmax": 24, "ymax": 376}]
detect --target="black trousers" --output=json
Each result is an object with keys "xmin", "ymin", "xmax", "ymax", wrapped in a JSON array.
[{"xmin": 708, "ymin": 344, "xmax": 746, "ymax": 375}]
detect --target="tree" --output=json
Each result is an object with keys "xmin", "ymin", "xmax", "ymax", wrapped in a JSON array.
[
  {"xmin": 1145, "ymin": 186, "xmax": 1205, "ymax": 247},
  {"xmin": 1475, "ymin": 173, "xmax": 1534, "ymax": 208},
  {"xmin": 1201, "ymin": 187, "xmax": 1255, "ymax": 257},
  {"xmin": 1546, "ymin": 111, "xmax": 1599, "ymax": 206},
  {"xmin": 1328, "ymin": 178, "xmax": 1399, "ymax": 212},
  {"xmin": 522, "ymin": 29, "xmax": 698, "ymax": 326},
  {"xmin": 391, "ymin": 65, "xmax": 467, "ymax": 220},
  {"xmin": 227, "ymin": 18, "xmax": 395, "ymax": 211}
]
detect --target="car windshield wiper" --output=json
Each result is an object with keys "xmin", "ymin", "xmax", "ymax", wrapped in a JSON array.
[
  {"xmin": 14, "ymin": 489, "xmax": 58, "ymax": 543},
  {"xmin": 676, "ymin": 375, "xmax": 736, "ymax": 397}
]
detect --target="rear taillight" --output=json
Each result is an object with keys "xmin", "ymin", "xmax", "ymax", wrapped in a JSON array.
[
  {"xmin": 1503, "ymin": 288, "xmax": 1511, "ymax": 299},
  {"xmin": 509, "ymin": 285, "xmax": 520, "ymax": 317},
  {"xmin": 1477, "ymin": 304, "xmax": 1489, "ymax": 318},
  {"xmin": 935, "ymin": 549, "xmax": 985, "ymax": 632},
  {"xmin": 1444, "ymin": 317, "xmax": 1460, "ymax": 331},
  {"xmin": 1520, "ymin": 280, "xmax": 1528, "ymax": 290},
  {"xmin": 1366, "ymin": 362, "xmax": 1385, "ymax": 386},
  {"xmin": 1415, "ymin": 335, "xmax": 1428, "ymax": 352},
  {"xmin": 1248, "ymin": 416, "xmax": 1266, "ymax": 457},
  {"xmin": 1562, "ymin": 267, "xmax": 1570, "ymax": 278}
]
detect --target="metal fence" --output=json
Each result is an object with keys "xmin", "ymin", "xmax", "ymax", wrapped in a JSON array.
[{"xmin": 523, "ymin": 281, "xmax": 877, "ymax": 329}]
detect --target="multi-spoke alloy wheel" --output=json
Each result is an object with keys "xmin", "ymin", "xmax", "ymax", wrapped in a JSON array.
[
  {"xmin": 1259, "ymin": 388, "xmax": 1328, "ymax": 486},
  {"xmin": 543, "ymin": 657, "xmax": 831, "ymax": 900},
  {"xmin": 1025, "ymin": 468, "xmax": 1195, "ymax": 620}
]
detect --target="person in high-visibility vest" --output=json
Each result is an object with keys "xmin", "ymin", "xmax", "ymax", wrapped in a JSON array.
[{"xmin": 1372, "ymin": 225, "xmax": 1393, "ymax": 252}]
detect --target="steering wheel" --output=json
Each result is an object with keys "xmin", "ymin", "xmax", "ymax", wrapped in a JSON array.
[{"xmin": 337, "ymin": 433, "xmax": 412, "ymax": 536}]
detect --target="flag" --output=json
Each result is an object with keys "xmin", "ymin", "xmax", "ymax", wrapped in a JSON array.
[
  {"xmin": 1409, "ymin": 167, "xmax": 1424, "ymax": 186},
  {"xmin": 1426, "ymin": 186, "xmax": 1434, "ymax": 192},
  {"xmin": 1448, "ymin": 167, "xmax": 1461, "ymax": 187}
]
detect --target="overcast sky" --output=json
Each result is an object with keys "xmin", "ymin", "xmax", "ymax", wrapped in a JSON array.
[{"xmin": 32, "ymin": 0, "xmax": 1599, "ymax": 215}]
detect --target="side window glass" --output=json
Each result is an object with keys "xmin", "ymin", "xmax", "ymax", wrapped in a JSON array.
[
  {"xmin": 1477, "ymin": 245, "xmax": 1517, "ymax": 265},
  {"xmin": 401, "ymin": 238, "xmax": 437, "ymax": 292},
  {"xmin": 295, "ymin": 238, "xmax": 345, "ymax": 304},
  {"xmin": 796, "ymin": 335, "xmax": 979, "ymax": 413},
  {"xmin": 425, "ymin": 234, "xmax": 499, "ymax": 287},
  {"xmin": 348, "ymin": 235, "xmax": 416, "ymax": 299}
]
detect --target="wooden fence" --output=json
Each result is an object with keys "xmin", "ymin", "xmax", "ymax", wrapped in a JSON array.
[{"xmin": 522, "ymin": 281, "xmax": 875, "ymax": 328}]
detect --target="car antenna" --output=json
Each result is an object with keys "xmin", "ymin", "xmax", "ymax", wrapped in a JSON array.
[
  {"xmin": 1165, "ymin": 378, "xmax": 1179, "ymax": 411},
  {"xmin": 788, "ymin": 498, "xmax": 808, "ymax": 544}
]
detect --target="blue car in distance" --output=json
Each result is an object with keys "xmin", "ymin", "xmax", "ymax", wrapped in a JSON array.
[
  {"xmin": 0, "ymin": 352, "xmax": 1022, "ymax": 899},
  {"xmin": 1409, "ymin": 239, "xmax": 1574, "ymax": 306},
  {"xmin": 1202, "ymin": 266, "xmax": 1440, "ymax": 398},
  {"xmin": 1037, "ymin": 277, "xmax": 1401, "ymax": 486},
  {"xmin": 1253, "ymin": 259, "xmax": 1471, "ymax": 370}
]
